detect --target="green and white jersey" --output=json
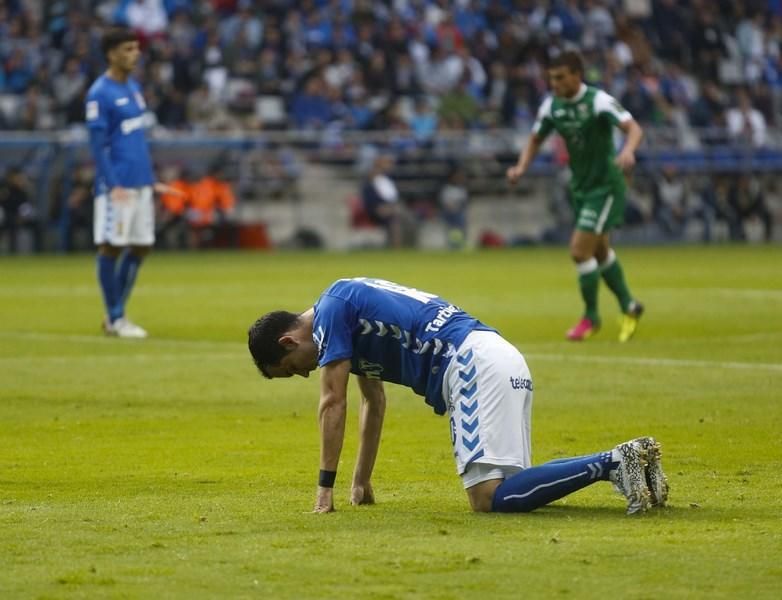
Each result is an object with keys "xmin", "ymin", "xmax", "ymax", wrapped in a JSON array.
[{"xmin": 533, "ymin": 84, "xmax": 632, "ymax": 194}]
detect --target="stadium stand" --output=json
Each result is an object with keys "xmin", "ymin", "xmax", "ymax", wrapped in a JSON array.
[{"xmin": 0, "ymin": 0, "xmax": 780, "ymax": 252}]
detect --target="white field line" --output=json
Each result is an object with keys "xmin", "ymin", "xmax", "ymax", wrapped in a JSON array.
[
  {"xmin": 653, "ymin": 287, "xmax": 782, "ymax": 300},
  {"xmin": 1, "ymin": 351, "xmax": 778, "ymax": 373},
  {"xmin": 517, "ymin": 331, "xmax": 782, "ymax": 349},
  {"xmin": 0, "ymin": 330, "xmax": 241, "ymax": 348},
  {"xmin": 0, "ymin": 330, "xmax": 779, "ymax": 373},
  {"xmin": 0, "ymin": 352, "xmax": 243, "ymax": 365},
  {"xmin": 525, "ymin": 352, "xmax": 782, "ymax": 373},
  {"xmin": 0, "ymin": 284, "xmax": 260, "ymax": 296},
  {"xmin": 5, "ymin": 330, "xmax": 780, "ymax": 349}
]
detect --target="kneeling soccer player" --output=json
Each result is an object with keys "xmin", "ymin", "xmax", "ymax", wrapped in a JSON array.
[{"xmin": 248, "ymin": 277, "xmax": 668, "ymax": 514}]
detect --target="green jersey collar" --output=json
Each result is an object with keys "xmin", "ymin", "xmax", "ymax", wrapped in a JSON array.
[{"xmin": 561, "ymin": 83, "xmax": 588, "ymax": 104}]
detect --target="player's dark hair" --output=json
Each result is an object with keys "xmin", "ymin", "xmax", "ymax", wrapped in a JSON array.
[
  {"xmin": 548, "ymin": 51, "xmax": 584, "ymax": 75},
  {"xmin": 247, "ymin": 311, "xmax": 301, "ymax": 378},
  {"xmin": 101, "ymin": 27, "xmax": 137, "ymax": 59}
]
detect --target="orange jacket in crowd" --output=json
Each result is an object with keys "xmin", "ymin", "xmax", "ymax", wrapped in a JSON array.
[
  {"xmin": 187, "ymin": 176, "xmax": 236, "ymax": 227},
  {"xmin": 159, "ymin": 176, "xmax": 236, "ymax": 226},
  {"xmin": 159, "ymin": 179, "xmax": 190, "ymax": 216}
]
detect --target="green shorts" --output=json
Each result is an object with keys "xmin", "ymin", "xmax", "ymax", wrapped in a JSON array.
[{"xmin": 571, "ymin": 183, "xmax": 626, "ymax": 234}]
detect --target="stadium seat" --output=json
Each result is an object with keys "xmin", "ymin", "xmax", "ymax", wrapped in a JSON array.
[
  {"xmin": 237, "ymin": 223, "xmax": 271, "ymax": 249},
  {"xmin": 346, "ymin": 195, "xmax": 386, "ymax": 248},
  {"xmin": 347, "ymin": 194, "xmax": 378, "ymax": 229},
  {"xmin": 0, "ymin": 94, "xmax": 21, "ymax": 123},
  {"xmin": 255, "ymin": 96, "xmax": 287, "ymax": 127}
]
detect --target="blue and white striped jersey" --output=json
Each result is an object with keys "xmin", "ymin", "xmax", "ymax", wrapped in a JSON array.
[
  {"xmin": 312, "ymin": 278, "xmax": 494, "ymax": 415},
  {"xmin": 85, "ymin": 74, "xmax": 154, "ymax": 194}
]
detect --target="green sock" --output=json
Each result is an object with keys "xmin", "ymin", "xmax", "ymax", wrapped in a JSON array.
[
  {"xmin": 577, "ymin": 258, "xmax": 600, "ymax": 324},
  {"xmin": 600, "ymin": 249, "xmax": 633, "ymax": 312}
]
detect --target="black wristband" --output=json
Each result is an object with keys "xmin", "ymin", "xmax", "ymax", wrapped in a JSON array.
[{"xmin": 318, "ymin": 469, "xmax": 337, "ymax": 488}]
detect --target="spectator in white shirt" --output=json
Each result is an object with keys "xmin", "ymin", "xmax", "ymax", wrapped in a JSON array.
[{"xmin": 726, "ymin": 88, "xmax": 767, "ymax": 148}]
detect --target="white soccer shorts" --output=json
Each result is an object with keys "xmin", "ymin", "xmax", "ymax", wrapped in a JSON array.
[
  {"xmin": 94, "ymin": 186, "xmax": 155, "ymax": 247},
  {"xmin": 442, "ymin": 330, "xmax": 533, "ymax": 488}
]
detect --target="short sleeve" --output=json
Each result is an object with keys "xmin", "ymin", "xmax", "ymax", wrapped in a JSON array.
[
  {"xmin": 594, "ymin": 90, "xmax": 632, "ymax": 125},
  {"xmin": 532, "ymin": 96, "xmax": 555, "ymax": 139},
  {"xmin": 312, "ymin": 294, "xmax": 357, "ymax": 367},
  {"xmin": 372, "ymin": 175, "xmax": 398, "ymax": 203},
  {"xmin": 85, "ymin": 92, "xmax": 110, "ymax": 130}
]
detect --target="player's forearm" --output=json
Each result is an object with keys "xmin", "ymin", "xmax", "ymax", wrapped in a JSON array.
[
  {"xmin": 318, "ymin": 393, "xmax": 347, "ymax": 472},
  {"xmin": 515, "ymin": 135, "xmax": 543, "ymax": 172},
  {"xmin": 87, "ymin": 127, "xmax": 118, "ymax": 189},
  {"xmin": 353, "ymin": 388, "xmax": 386, "ymax": 484},
  {"xmin": 622, "ymin": 120, "xmax": 644, "ymax": 154}
]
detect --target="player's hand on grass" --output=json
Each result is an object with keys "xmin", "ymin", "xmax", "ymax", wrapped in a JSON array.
[
  {"xmin": 506, "ymin": 164, "xmax": 526, "ymax": 184},
  {"xmin": 313, "ymin": 486, "xmax": 334, "ymax": 513},
  {"xmin": 614, "ymin": 150, "xmax": 636, "ymax": 172},
  {"xmin": 350, "ymin": 482, "xmax": 375, "ymax": 505},
  {"xmin": 110, "ymin": 186, "xmax": 131, "ymax": 202}
]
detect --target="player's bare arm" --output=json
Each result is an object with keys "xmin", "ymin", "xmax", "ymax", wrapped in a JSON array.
[
  {"xmin": 152, "ymin": 182, "xmax": 188, "ymax": 197},
  {"xmin": 350, "ymin": 376, "xmax": 387, "ymax": 506},
  {"xmin": 507, "ymin": 133, "xmax": 545, "ymax": 183},
  {"xmin": 250, "ymin": 277, "xmax": 667, "ymax": 516},
  {"xmin": 614, "ymin": 119, "xmax": 644, "ymax": 171},
  {"xmin": 314, "ymin": 359, "xmax": 351, "ymax": 513}
]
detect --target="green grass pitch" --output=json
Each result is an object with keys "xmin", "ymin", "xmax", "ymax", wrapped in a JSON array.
[{"xmin": 1, "ymin": 246, "xmax": 781, "ymax": 598}]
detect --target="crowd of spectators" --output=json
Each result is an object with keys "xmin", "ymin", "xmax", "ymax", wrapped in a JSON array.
[
  {"xmin": 0, "ymin": 0, "xmax": 780, "ymax": 146},
  {"xmin": 156, "ymin": 161, "xmax": 237, "ymax": 249},
  {"xmin": 42, "ymin": 157, "xmax": 240, "ymax": 252},
  {"xmin": 1, "ymin": 0, "xmax": 780, "ymax": 253}
]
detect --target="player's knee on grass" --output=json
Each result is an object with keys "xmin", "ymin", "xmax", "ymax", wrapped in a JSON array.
[
  {"xmin": 463, "ymin": 463, "xmax": 511, "ymax": 512},
  {"xmin": 466, "ymin": 479, "xmax": 502, "ymax": 512}
]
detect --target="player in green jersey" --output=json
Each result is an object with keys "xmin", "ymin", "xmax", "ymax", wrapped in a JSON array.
[{"xmin": 507, "ymin": 51, "xmax": 644, "ymax": 342}]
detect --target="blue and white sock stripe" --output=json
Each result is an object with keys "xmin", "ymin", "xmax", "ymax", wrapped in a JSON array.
[
  {"xmin": 500, "ymin": 471, "xmax": 586, "ymax": 501},
  {"xmin": 586, "ymin": 461, "xmax": 604, "ymax": 480},
  {"xmin": 492, "ymin": 450, "xmax": 615, "ymax": 511},
  {"xmin": 456, "ymin": 348, "xmax": 482, "ymax": 464}
]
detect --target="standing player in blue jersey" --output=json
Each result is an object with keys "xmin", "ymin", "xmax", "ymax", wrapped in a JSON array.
[
  {"xmin": 248, "ymin": 277, "xmax": 668, "ymax": 515},
  {"xmin": 86, "ymin": 28, "xmax": 175, "ymax": 338}
]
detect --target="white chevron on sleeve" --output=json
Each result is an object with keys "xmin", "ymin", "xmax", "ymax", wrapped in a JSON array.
[
  {"xmin": 413, "ymin": 339, "xmax": 430, "ymax": 354},
  {"xmin": 402, "ymin": 330, "xmax": 411, "ymax": 348},
  {"xmin": 359, "ymin": 318, "xmax": 373, "ymax": 335}
]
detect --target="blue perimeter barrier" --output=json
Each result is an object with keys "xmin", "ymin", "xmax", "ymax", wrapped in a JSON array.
[{"xmin": 0, "ymin": 135, "xmax": 780, "ymax": 252}]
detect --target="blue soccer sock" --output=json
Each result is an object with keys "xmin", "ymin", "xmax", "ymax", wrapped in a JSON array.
[
  {"xmin": 116, "ymin": 251, "xmax": 143, "ymax": 309},
  {"xmin": 492, "ymin": 451, "xmax": 617, "ymax": 513},
  {"xmin": 97, "ymin": 254, "xmax": 123, "ymax": 322},
  {"xmin": 544, "ymin": 454, "xmax": 594, "ymax": 465}
]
